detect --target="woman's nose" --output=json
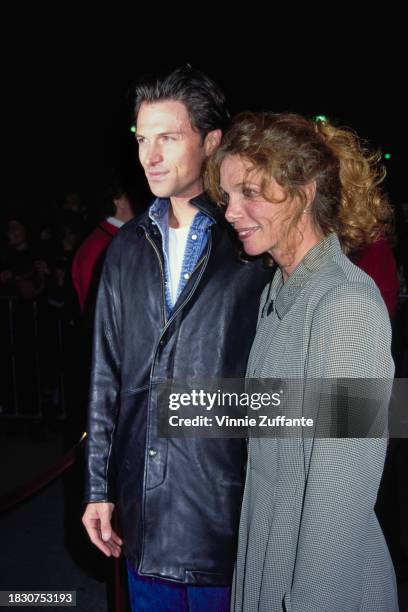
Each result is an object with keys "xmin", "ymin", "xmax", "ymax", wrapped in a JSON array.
[{"xmin": 225, "ymin": 197, "xmax": 243, "ymax": 224}]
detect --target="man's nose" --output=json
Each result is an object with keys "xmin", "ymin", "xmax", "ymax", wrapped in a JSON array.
[{"xmin": 144, "ymin": 142, "xmax": 163, "ymax": 166}]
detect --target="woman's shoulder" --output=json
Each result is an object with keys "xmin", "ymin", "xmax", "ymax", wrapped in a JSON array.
[
  {"xmin": 310, "ymin": 254, "xmax": 388, "ymax": 327},
  {"xmin": 312, "ymin": 250, "xmax": 384, "ymax": 303},
  {"xmin": 302, "ymin": 251, "xmax": 389, "ymax": 333}
]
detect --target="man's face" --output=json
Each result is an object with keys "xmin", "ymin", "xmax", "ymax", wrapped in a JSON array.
[{"xmin": 136, "ymin": 100, "xmax": 212, "ymax": 200}]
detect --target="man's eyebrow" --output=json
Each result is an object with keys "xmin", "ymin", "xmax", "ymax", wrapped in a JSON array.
[{"xmin": 135, "ymin": 131, "xmax": 182, "ymax": 138}]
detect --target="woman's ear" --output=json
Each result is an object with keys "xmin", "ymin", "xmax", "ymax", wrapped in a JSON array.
[{"xmin": 302, "ymin": 181, "xmax": 317, "ymax": 210}]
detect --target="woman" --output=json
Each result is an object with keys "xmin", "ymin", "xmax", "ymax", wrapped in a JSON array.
[{"xmin": 206, "ymin": 113, "xmax": 399, "ymax": 611}]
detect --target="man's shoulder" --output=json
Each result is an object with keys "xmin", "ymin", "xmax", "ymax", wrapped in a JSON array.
[
  {"xmin": 98, "ymin": 212, "xmax": 148, "ymax": 272},
  {"xmin": 107, "ymin": 211, "xmax": 150, "ymax": 248},
  {"xmin": 119, "ymin": 210, "xmax": 150, "ymax": 236}
]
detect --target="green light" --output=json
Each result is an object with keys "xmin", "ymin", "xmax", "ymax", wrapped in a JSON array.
[
  {"xmin": 384, "ymin": 153, "xmax": 392, "ymax": 160},
  {"xmin": 130, "ymin": 125, "xmax": 136, "ymax": 133},
  {"xmin": 314, "ymin": 115, "xmax": 328, "ymax": 123}
]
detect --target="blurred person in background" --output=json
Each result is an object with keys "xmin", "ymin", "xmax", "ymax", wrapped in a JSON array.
[
  {"xmin": 0, "ymin": 215, "xmax": 50, "ymax": 300},
  {"xmin": 351, "ymin": 236, "xmax": 399, "ymax": 318},
  {"xmin": 72, "ymin": 175, "xmax": 135, "ymax": 314}
]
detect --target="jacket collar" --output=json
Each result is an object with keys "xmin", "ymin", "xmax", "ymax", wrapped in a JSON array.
[
  {"xmin": 271, "ymin": 233, "xmax": 342, "ymax": 320},
  {"xmin": 137, "ymin": 192, "xmax": 222, "ymax": 230},
  {"xmin": 189, "ymin": 192, "xmax": 223, "ymax": 223}
]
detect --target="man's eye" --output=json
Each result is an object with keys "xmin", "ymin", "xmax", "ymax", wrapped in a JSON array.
[{"xmin": 136, "ymin": 137, "xmax": 145, "ymax": 145}]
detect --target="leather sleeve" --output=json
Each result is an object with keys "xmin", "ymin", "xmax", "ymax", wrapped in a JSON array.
[{"xmin": 84, "ymin": 240, "xmax": 122, "ymax": 503}]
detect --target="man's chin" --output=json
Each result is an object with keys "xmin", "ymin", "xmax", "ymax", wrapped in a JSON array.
[{"xmin": 147, "ymin": 182, "xmax": 173, "ymax": 199}]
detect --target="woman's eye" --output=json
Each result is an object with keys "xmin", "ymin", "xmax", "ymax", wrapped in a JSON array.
[
  {"xmin": 218, "ymin": 190, "xmax": 229, "ymax": 205},
  {"xmin": 242, "ymin": 188, "xmax": 259, "ymax": 199}
]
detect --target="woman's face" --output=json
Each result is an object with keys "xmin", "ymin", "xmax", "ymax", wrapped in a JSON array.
[{"xmin": 220, "ymin": 155, "xmax": 296, "ymax": 258}]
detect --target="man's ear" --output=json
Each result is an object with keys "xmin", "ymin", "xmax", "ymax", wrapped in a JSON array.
[{"xmin": 204, "ymin": 129, "xmax": 222, "ymax": 156}]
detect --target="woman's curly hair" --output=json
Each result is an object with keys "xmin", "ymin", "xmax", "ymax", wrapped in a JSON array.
[{"xmin": 205, "ymin": 112, "xmax": 392, "ymax": 254}]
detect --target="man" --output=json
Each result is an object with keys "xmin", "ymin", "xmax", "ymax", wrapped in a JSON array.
[
  {"xmin": 82, "ymin": 66, "xmax": 271, "ymax": 611},
  {"xmin": 72, "ymin": 178, "xmax": 134, "ymax": 313}
]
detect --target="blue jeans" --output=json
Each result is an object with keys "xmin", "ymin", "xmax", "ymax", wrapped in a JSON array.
[{"xmin": 127, "ymin": 566, "xmax": 231, "ymax": 612}]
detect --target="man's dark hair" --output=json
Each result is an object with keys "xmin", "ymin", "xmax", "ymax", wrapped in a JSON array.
[{"xmin": 134, "ymin": 65, "xmax": 229, "ymax": 139}]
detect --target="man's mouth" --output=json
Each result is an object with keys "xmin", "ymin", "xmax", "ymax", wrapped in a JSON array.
[{"xmin": 147, "ymin": 171, "xmax": 169, "ymax": 181}]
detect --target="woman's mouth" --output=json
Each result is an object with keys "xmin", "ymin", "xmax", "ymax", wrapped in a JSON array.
[{"xmin": 236, "ymin": 227, "xmax": 259, "ymax": 240}]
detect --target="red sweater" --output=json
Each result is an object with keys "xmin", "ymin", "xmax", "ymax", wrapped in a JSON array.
[
  {"xmin": 354, "ymin": 237, "xmax": 399, "ymax": 317},
  {"xmin": 72, "ymin": 219, "xmax": 120, "ymax": 312}
]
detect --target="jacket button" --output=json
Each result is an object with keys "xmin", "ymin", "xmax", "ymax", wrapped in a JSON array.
[{"xmin": 148, "ymin": 448, "xmax": 157, "ymax": 457}]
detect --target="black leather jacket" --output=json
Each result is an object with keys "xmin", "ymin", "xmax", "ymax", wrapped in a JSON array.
[{"xmin": 84, "ymin": 193, "xmax": 272, "ymax": 585}]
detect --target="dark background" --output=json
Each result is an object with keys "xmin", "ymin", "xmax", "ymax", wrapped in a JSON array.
[
  {"xmin": 2, "ymin": 14, "xmax": 406, "ymax": 215},
  {"xmin": 1, "ymin": 15, "xmax": 407, "ymax": 611}
]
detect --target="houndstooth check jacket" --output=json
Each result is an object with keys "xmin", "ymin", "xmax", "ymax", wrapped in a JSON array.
[{"xmin": 231, "ymin": 233, "xmax": 399, "ymax": 612}]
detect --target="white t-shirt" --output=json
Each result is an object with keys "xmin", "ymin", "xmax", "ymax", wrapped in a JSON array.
[{"xmin": 168, "ymin": 225, "xmax": 190, "ymax": 306}]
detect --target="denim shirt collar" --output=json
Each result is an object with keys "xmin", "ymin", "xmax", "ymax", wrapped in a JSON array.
[
  {"xmin": 148, "ymin": 193, "xmax": 221, "ymax": 224},
  {"xmin": 148, "ymin": 197, "xmax": 170, "ymax": 226},
  {"xmin": 148, "ymin": 196, "xmax": 215, "ymax": 243},
  {"xmin": 148, "ymin": 196, "xmax": 215, "ymax": 314}
]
